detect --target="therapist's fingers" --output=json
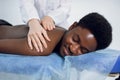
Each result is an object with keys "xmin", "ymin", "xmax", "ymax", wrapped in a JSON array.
[
  {"xmin": 27, "ymin": 35, "xmax": 33, "ymax": 50},
  {"xmin": 41, "ymin": 16, "xmax": 55, "ymax": 31},
  {"xmin": 41, "ymin": 29, "xmax": 51, "ymax": 42},
  {"xmin": 47, "ymin": 23, "xmax": 52, "ymax": 31},
  {"xmin": 37, "ymin": 32, "xmax": 47, "ymax": 49},
  {"xmin": 51, "ymin": 22, "xmax": 55, "ymax": 29},
  {"xmin": 43, "ymin": 23, "xmax": 47, "ymax": 30},
  {"xmin": 43, "ymin": 22, "xmax": 55, "ymax": 31},
  {"xmin": 31, "ymin": 35, "xmax": 40, "ymax": 52}
]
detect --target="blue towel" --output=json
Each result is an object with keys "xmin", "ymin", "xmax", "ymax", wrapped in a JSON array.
[{"xmin": 0, "ymin": 49, "xmax": 119, "ymax": 80}]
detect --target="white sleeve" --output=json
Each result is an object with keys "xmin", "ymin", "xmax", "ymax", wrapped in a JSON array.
[
  {"xmin": 47, "ymin": 0, "xmax": 71, "ymax": 25},
  {"xmin": 19, "ymin": 0, "xmax": 40, "ymax": 23}
]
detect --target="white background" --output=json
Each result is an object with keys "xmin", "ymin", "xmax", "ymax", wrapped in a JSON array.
[{"xmin": 0, "ymin": 0, "xmax": 120, "ymax": 50}]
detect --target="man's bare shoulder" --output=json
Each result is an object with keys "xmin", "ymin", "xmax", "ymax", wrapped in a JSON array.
[
  {"xmin": 47, "ymin": 26, "xmax": 66, "ymax": 36},
  {"xmin": 42, "ymin": 27, "xmax": 66, "ymax": 55}
]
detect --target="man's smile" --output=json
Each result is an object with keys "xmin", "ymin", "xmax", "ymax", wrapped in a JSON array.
[
  {"xmin": 63, "ymin": 44, "xmax": 69, "ymax": 56},
  {"xmin": 63, "ymin": 44, "xmax": 73, "ymax": 56}
]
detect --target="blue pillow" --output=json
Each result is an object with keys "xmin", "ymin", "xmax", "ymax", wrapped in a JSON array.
[
  {"xmin": 65, "ymin": 49, "xmax": 120, "ymax": 73},
  {"xmin": 64, "ymin": 49, "xmax": 120, "ymax": 80}
]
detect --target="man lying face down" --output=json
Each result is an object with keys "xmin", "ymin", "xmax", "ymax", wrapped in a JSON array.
[{"xmin": 0, "ymin": 12, "xmax": 112, "ymax": 56}]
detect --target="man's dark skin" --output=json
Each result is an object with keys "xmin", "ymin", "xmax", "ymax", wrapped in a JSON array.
[
  {"xmin": 0, "ymin": 22, "xmax": 97, "ymax": 56},
  {"xmin": 0, "ymin": 24, "xmax": 65, "ymax": 56}
]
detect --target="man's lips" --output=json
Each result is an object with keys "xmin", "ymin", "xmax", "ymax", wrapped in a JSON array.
[{"xmin": 63, "ymin": 45, "xmax": 71, "ymax": 56}]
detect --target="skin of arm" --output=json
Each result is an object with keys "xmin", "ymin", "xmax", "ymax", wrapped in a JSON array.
[{"xmin": 0, "ymin": 25, "xmax": 66, "ymax": 56}]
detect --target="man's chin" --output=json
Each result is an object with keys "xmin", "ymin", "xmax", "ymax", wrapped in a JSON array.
[{"xmin": 59, "ymin": 52, "xmax": 64, "ymax": 57}]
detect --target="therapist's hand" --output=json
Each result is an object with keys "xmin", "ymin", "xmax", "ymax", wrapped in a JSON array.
[
  {"xmin": 28, "ymin": 19, "xmax": 51, "ymax": 52},
  {"xmin": 41, "ymin": 16, "xmax": 55, "ymax": 31}
]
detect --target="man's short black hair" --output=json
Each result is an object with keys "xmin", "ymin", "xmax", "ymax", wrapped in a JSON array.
[{"xmin": 77, "ymin": 12, "xmax": 112, "ymax": 50}]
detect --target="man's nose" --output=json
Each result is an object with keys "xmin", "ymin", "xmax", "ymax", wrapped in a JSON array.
[{"xmin": 70, "ymin": 44, "xmax": 81, "ymax": 55}]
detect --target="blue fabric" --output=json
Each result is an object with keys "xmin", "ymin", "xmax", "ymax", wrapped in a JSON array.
[
  {"xmin": 111, "ymin": 56, "xmax": 120, "ymax": 73},
  {"xmin": 0, "ymin": 49, "xmax": 119, "ymax": 80},
  {"xmin": 66, "ymin": 49, "xmax": 120, "ymax": 73}
]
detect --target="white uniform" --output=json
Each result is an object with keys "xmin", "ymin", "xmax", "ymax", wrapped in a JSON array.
[{"xmin": 20, "ymin": 0, "xmax": 71, "ymax": 29}]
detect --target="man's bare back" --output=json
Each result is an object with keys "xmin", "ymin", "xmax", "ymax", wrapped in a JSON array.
[{"xmin": 0, "ymin": 24, "xmax": 66, "ymax": 56}]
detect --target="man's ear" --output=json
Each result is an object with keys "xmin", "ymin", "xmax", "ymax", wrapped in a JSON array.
[{"xmin": 69, "ymin": 22, "xmax": 78, "ymax": 30}]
